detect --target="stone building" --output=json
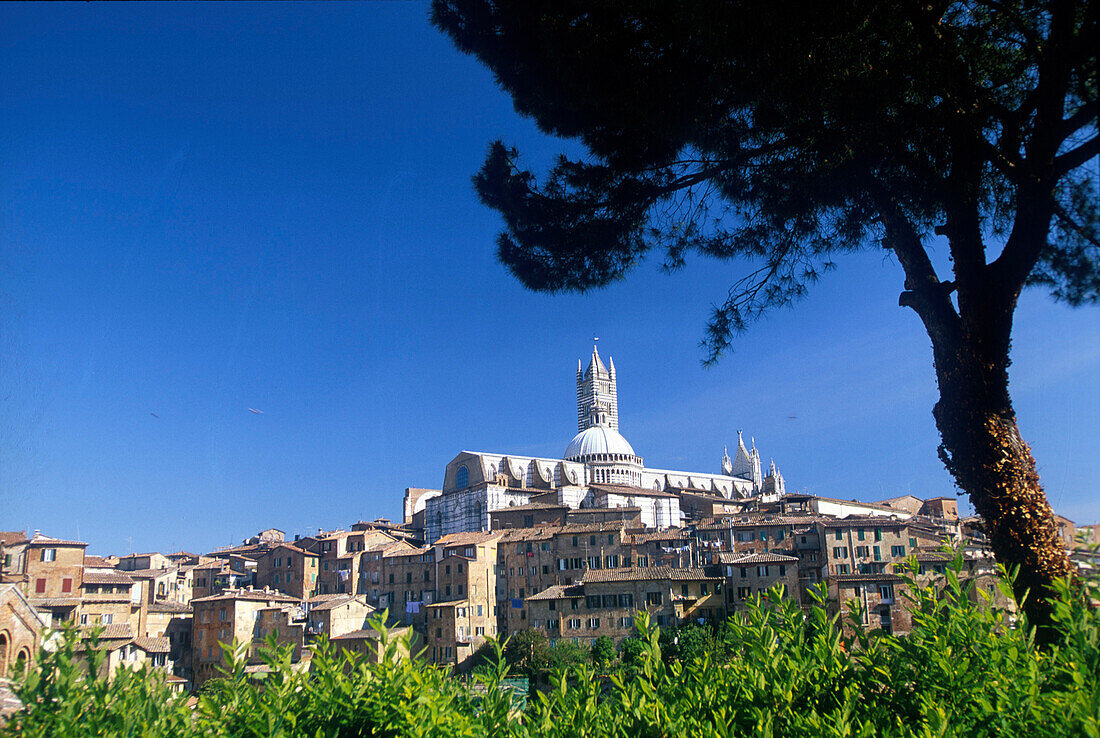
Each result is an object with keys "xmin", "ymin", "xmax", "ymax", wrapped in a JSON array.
[
  {"xmin": 526, "ymin": 566, "xmax": 724, "ymax": 644},
  {"xmin": 253, "ymin": 543, "xmax": 319, "ymax": 599},
  {"xmin": 718, "ymin": 552, "xmax": 800, "ymax": 609},
  {"xmin": 0, "ymin": 584, "xmax": 46, "ymax": 678},
  {"xmin": 829, "ymin": 573, "xmax": 911, "ymax": 636},
  {"xmin": 423, "ymin": 346, "xmax": 785, "ymax": 542},
  {"xmin": 20, "ymin": 533, "xmax": 88, "ymax": 627},
  {"xmin": 189, "ymin": 588, "xmax": 302, "ymax": 688}
]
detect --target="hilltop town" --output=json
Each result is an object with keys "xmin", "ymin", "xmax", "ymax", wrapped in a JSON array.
[{"xmin": 2, "ymin": 348, "xmax": 1097, "ymax": 692}]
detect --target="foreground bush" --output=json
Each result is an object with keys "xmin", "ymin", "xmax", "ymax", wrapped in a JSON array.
[{"xmin": 4, "ymin": 572, "xmax": 1098, "ymax": 737}]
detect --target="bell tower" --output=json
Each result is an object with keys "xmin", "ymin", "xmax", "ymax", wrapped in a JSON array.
[{"xmin": 577, "ymin": 345, "xmax": 619, "ymax": 432}]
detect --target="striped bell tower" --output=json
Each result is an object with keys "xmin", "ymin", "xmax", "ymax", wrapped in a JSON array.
[{"xmin": 577, "ymin": 345, "xmax": 618, "ymax": 432}]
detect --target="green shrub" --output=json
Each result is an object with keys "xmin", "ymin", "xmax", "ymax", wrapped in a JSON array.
[{"xmin": 4, "ymin": 572, "xmax": 1098, "ymax": 737}]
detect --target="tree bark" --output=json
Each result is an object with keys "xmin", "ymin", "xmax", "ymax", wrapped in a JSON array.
[{"xmin": 927, "ymin": 321, "xmax": 1075, "ymax": 637}]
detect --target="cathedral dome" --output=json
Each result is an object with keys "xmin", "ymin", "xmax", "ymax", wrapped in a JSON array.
[{"xmin": 564, "ymin": 425, "xmax": 637, "ymax": 461}]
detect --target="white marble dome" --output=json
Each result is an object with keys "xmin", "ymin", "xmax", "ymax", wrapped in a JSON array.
[{"xmin": 564, "ymin": 425, "xmax": 637, "ymax": 461}]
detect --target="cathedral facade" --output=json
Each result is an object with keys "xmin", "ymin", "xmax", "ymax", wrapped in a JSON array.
[{"xmin": 423, "ymin": 347, "xmax": 785, "ymax": 542}]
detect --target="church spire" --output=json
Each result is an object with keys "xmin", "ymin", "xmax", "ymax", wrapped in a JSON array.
[{"xmin": 577, "ymin": 344, "xmax": 619, "ymax": 432}]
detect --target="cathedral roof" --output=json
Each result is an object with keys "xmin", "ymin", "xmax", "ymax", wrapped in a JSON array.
[{"xmin": 564, "ymin": 425, "xmax": 636, "ymax": 460}]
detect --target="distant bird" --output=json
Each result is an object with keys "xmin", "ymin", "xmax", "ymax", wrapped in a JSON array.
[
  {"xmin": 787, "ymin": 415, "xmax": 798, "ymax": 420},
  {"xmin": 150, "ymin": 412, "xmax": 160, "ymax": 418},
  {"xmin": 249, "ymin": 408, "xmax": 264, "ymax": 414}
]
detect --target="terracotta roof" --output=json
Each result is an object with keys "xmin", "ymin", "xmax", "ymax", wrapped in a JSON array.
[
  {"xmin": 27, "ymin": 534, "xmax": 87, "ymax": 547},
  {"xmin": 309, "ymin": 595, "xmax": 370, "ymax": 612},
  {"xmin": 630, "ymin": 529, "xmax": 691, "ymax": 543},
  {"xmin": 556, "ymin": 522, "xmax": 642, "ymax": 535},
  {"xmin": 525, "ymin": 584, "xmax": 585, "ymax": 602},
  {"xmin": 590, "ymin": 483, "xmax": 677, "ymax": 499},
  {"xmin": 132, "ymin": 636, "xmax": 170, "ymax": 653},
  {"xmin": 191, "ymin": 588, "xmax": 300, "ymax": 604},
  {"xmin": 82, "ymin": 555, "xmax": 113, "ymax": 568},
  {"xmin": 125, "ymin": 567, "xmax": 177, "ymax": 579},
  {"xmin": 166, "ymin": 551, "xmax": 198, "ymax": 558},
  {"xmin": 28, "ymin": 597, "xmax": 81, "ymax": 608},
  {"xmin": 266, "ymin": 543, "xmax": 317, "ymax": 557},
  {"xmin": 717, "ymin": 552, "xmax": 799, "ymax": 565},
  {"xmin": 331, "ymin": 626, "xmax": 409, "ymax": 641},
  {"xmin": 821, "ymin": 517, "xmax": 909, "ymax": 529},
  {"xmin": 82, "ymin": 571, "xmax": 135, "ymax": 585},
  {"xmin": 491, "ymin": 501, "xmax": 568, "ymax": 512},
  {"xmin": 148, "ymin": 601, "xmax": 192, "ymax": 614},
  {"xmin": 434, "ymin": 531, "xmax": 502, "ymax": 546},
  {"xmin": 582, "ymin": 566, "xmax": 720, "ymax": 584},
  {"xmin": 694, "ymin": 515, "xmax": 820, "ymax": 530},
  {"xmin": 834, "ymin": 573, "xmax": 905, "ymax": 583},
  {"xmin": 497, "ymin": 528, "xmax": 557, "ymax": 542},
  {"xmin": 383, "ymin": 547, "xmax": 432, "ymax": 559},
  {"xmin": 425, "ymin": 599, "xmax": 469, "ymax": 608},
  {"xmin": 85, "ymin": 623, "xmax": 135, "ymax": 640},
  {"xmin": 0, "ymin": 531, "xmax": 28, "ymax": 546}
]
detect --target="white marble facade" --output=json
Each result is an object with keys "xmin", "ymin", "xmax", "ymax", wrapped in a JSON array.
[{"xmin": 424, "ymin": 347, "xmax": 786, "ymax": 542}]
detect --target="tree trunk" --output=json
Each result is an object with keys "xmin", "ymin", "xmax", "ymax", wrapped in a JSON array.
[{"xmin": 929, "ymin": 325, "xmax": 1075, "ymax": 636}]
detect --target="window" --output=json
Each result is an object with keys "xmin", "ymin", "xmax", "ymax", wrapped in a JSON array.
[
  {"xmin": 618, "ymin": 593, "xmax": 634, "ymax": 608},
  {"xmin": 587, "ymin": 618, "xmax": 600, "ymax": 629},
  {"xmin": 79, "ymin": 614, "xmax": 88, "ymax": 625},
  {"xmin": 274, "ymin": 573, "xmax": 280, "ymax": 584},
  {"xmin": 389, "ymin": 574, "xmax": 394, "ymax": 584},
  {"xmin": 572, "ymin": 536, "xmax": 578, "ymax": 547},
  {"xmin": 219, "ymin": 608, "xmax": 227, "ymax": 622},
  {"xmin": 681, "ymin": 584, "xmax": 689, "ymax": 597},
  {"xmin": 456, "ymin": 465, "xmax": 469, "ymax": 489},
  {"xmin": 874, "ymin": 528, "xmax": 883, "ymax": 542},
  {"xmin": 102, "ymin": 613, "xmax": 113, "ymax": 624},
  {"xmin": 778, "ymin": 565, "xmax": 787, "ymax": 576},
  {"xmin": 836, "ymin": 564, "xmax": 851, "ymax": 574},
  {"xmin": 646, "ymin": 591, "xmax": 663, "ymax": 606},
  {"xmin": 608, "ymin": 534, "xmax": 615, "ymax": 544},
  {"xmin": 42, "ymin": 548, "xmax": 57, "ymax": 562},
  {"xmin": 568, "ymin": 618, "xmax": 581, "ymax": 629},
  {"xmin": 891, "ymin": 545, "xmax": 906, "ymax": 557},
  {"xmin": 737, "ymin": 587, "xmax": 751, "ymax": 599},
  {"xmin": 700, "ymin": 583, "xmax": 708, "ymax": 595},
  {"xmin": 35, "ymin": 578, "xmax": 46, "ymax": 594},
  {"xmin": 756, "ymin": 565, "xmax": 769, "ymax": 577},
  {"xmin": 523, "ymin": 515, "xmax": 534, "ymax": 527},
  {"xmin": 833, "ymin": 547, "xmax": 848, "ymax": 558},
  {"xmin": 759, "ymin": 531, "xmax": 767, "ymax": 541},
  {"xmin": 909, "ymin": 537, "xmax": 918, "ymax": 549},
  {"xmin": 589, "ymin": 535, "xmax": 597, "ymax": 546},
  {"xmin": 61, "ymin": 577, "xmax": 72, "ymax": 594},
  {"xmin": 873, "ymin": 546, "xmax": 882, "ymax": 561},
  {"xmin": 879, "ymin": 584, "xmax": 895, "ymax": 603},
  {"xmin": 856, "ymin": 529, "xmax": 865, "ymax": 541},
  {"xmin": 834, "ymin": 530, "xmax": 842, "ymax": 541},
  {"xmin": 477, "ymin": 605, "xmax": 483, "ymax": 616},
  {"xmin": 856, "ymin": 546, "xmax": 869, "ymax": 558}
]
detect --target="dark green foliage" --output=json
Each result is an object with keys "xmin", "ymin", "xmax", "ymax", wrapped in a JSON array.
[
  {"xmin": 432, "ymin": 1, "xmax": 1097, "ymax": 357},
  {"xmin": 6, "ymin": 573, "xmax": 1099, "ymax": 736},
  {"xmin": 590, "ymin": 636, "xmax": 616, "ymax": 670}
]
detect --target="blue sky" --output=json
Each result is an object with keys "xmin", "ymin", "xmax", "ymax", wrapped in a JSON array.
[{"xmin": 2, "ymin": 3, "xmax": 1096, "ymax": 555}]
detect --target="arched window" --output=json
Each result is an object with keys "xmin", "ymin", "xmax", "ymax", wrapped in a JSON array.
[{"xmin": 456, "ymin": 465, "xmax": 469, "ymax": 489}]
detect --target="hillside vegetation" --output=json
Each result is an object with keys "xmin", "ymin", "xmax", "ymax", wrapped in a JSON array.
[{"xmin": 4, "ymin": 570, "xmax": 1098, "ymax": 737}]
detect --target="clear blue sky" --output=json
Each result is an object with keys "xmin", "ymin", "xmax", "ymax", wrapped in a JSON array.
[{"xmin": 2, "ymin": 3, "xmax": 1096, "ymax": 555}]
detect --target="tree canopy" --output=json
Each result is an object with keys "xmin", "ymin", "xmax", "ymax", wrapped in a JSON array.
[
  {"xmin": 433, "ymin": 0, "xmax": 1097, "ymax": 628},
  {"xmin": 435, "ymin": 0, "xmax": 1095, "ymax": 353}
]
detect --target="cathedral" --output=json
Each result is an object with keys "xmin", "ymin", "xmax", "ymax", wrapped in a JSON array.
[{"xmin": 420, "ymin": 346, "xmax": 786, "ymax": 542}]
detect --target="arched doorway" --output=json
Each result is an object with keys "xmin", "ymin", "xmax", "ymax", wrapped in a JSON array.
[{"xmin": 0, "ymin": 631, "xmax": 9, "ymax": 677}]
